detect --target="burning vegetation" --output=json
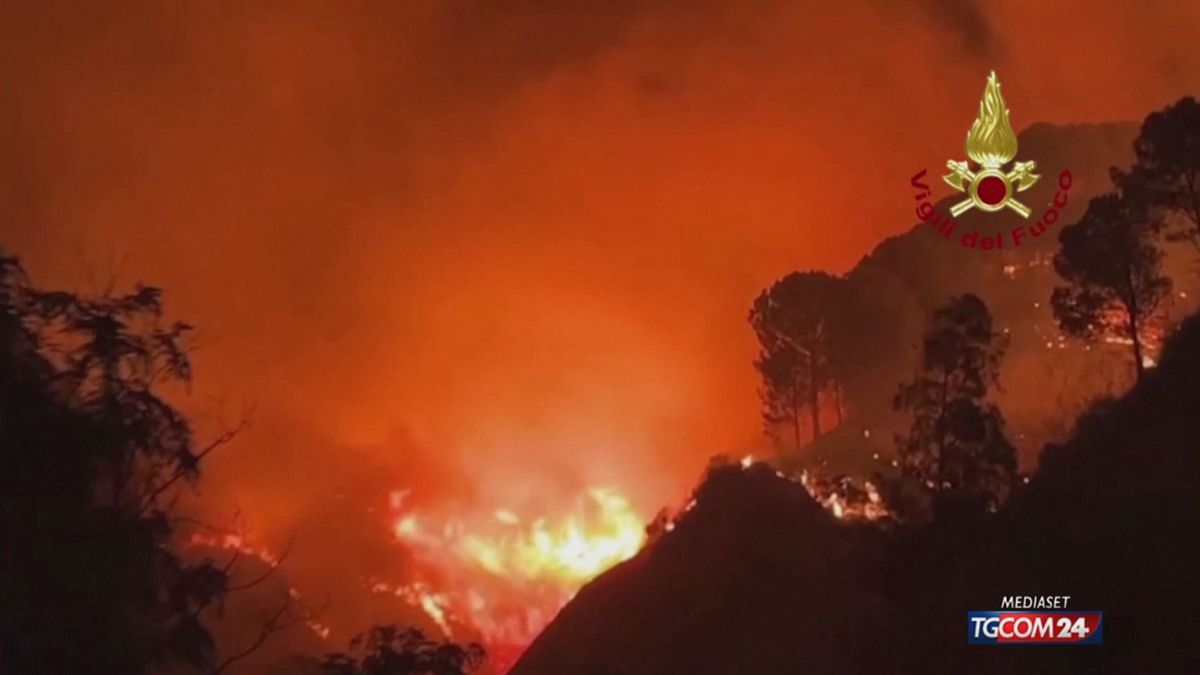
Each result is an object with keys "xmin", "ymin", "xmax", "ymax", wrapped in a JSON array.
[
  {"xmin": 4, "ymin": 24, "xmax": 1200, "ymax": 671},
  {"xmin": 378, "ymin": 487, "xmax": 644, "ymax": 670}
]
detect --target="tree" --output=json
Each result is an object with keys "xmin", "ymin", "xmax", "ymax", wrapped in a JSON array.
[
  {"xmin": 320, "ymin": 626, "xmax": 484, "ymax": 675},
  {"xmin": 0, "ymin": 255, "xmax": 248, "ymax": 674},
  {"xmin": 748, "ymin": 272, "xmax": 846, "ymax": 450},
  {"xmin": 1118, "ymin": 97, "xmax": 1200, "ymax": 253},
  {"xmin": 893, "ymin": 294, "xmax": 1016, "ymax": 513},
  {"xmin": 1051, "ymin": 192, "xmax": 1171, "ymax": 381}
]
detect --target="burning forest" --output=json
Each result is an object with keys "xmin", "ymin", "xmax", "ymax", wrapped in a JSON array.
[
  {"xmin": 381, "ymin": 487, "xmax": 645, "ymax": 671},
  {"xmin": 4, "ymin": 3, "xmax": 1200, "ymax": 675}
]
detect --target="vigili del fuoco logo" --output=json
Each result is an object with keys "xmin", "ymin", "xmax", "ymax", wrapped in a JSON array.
[{"xmin": 910, "ymin": 71, "xmax": 1073, "ymax": 251}]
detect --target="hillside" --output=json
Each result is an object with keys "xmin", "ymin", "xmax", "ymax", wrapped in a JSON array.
[
  {"xmin": 512, "ymin": 313, "xmax": 1200, "ymax": 674},
  {"xmin": 772, "ymin": 120, "xmax": 1200, "ymax": 477},
  {"xmin": 509, "ymin": 119, "xmax": 1200, "ymax": 675}
]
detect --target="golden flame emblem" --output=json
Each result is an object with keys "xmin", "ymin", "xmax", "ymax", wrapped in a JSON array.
[{"xmin": 944, "ymin": 71, "xmax": 1039, "ymax": 217}]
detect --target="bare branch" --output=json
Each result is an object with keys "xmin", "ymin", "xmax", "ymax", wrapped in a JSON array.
[
  {"xmin": 226, "ymin": 541, "xmax": 293, "ymax": 592},
  {"xmin": 171, "ymin": 516, "xmax": 237, "ymax": 535},
  {"xmin": 220, "ymin": 548, "xmax": 242, "ymax": 576},
  {"xmin": 210, "ymin": 595, "xmax": 302, "ymax": 675},
  {"xmin": 140, "ymin": 420, "xmax": 249, "ymax": 515}
]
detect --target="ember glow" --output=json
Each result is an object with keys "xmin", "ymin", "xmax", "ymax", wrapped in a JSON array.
[
  {"xmin": 8, "ymin": 3, "xmax": 1200, "ymax": 673},
  {"xmin": 382, "ymin": 488, "xmax": 646, "ymax": 670},
  {"xmin": 797, "ymin": 469, "xmax": 890, "ymax": 522},
  {"xmin": 748, "ymin": 456, "xmax": 890, "ymax": 522}
]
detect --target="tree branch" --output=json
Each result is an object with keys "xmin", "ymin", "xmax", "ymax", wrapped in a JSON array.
[
  {"xmin": 226, "ymin": 541, "xmax": 293, "ymax": 592},
  {"xmin": 210, "ymin": 596, "xmax": 302, "ymax": 675},
  {"xmin": 140, "ymin": 420, "xmax": 249, "ymax": 515}
]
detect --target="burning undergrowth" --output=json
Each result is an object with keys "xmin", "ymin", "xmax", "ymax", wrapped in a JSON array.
[
  {"xmin": 183, "ymin": 480, "xmax": 649, "ymax": 673},
  {"xmin": 378, "ymin": 486, "xmax": 646, "ymax": 672},
  {"xmin": 378, "ymin": 457, "xmax": 892, "ymax": 667},
  {"xmin": 181, "ymin": 451, "xmax": 894, "ymax": 674}
]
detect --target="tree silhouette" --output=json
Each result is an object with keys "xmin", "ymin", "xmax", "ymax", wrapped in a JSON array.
[
  {"xmin": 893, "ymin": 294, "xmax": 1015, "ymax": 514},
  {"xmin": 1051, "ymin": 192, "xmax": 1171, "ymax": 381},
  {"xmin": 320, "ymin": 626, "xmax": 484, "ymax": 675},
  {"xmin": 0, "ymin": 255, "xmax": 242, "ymax": 674},
  {"xmin": 1117, "ymin": 96, "xmax": 1200, "ymax": 253},
  {"xmin": 748, "ymin": 271, "xmax": 846, "ymax": 450}
]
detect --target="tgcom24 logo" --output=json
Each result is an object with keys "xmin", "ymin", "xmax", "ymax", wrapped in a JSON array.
[{"xmin": 967, "ymin": 596, "xmax": 1103, "ymax": 645}]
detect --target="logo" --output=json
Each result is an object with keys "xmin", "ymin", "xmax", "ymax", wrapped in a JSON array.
[
  {"xmin": 908, "ymin": 71, "xmax": 1073, "ymax": 251},
  {"xmin": 967, "ymin": 611, "xmax": 1104, "ymax": 645},
  {"xmin": 944, "ymin": 71, "xmax": 1039, "ymax": 218}
]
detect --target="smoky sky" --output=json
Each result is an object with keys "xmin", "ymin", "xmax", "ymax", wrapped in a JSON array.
[{"xmin": 3, "ymin": 1, "xmax": 1200, "ymax": 530}]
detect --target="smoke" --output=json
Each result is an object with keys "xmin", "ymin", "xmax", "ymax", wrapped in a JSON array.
[{"xmin": 3, "ymin": 0, "xmax": 1200, "ymax": 645}]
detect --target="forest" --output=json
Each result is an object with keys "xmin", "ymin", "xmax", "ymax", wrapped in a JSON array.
[
  {"xmin": 511, "ymin": 97, "xmax": 1200, "ymax": 675},
  {"xmin": 3, "ymin": 93, "xmax": 1199, "ymax": 674}
]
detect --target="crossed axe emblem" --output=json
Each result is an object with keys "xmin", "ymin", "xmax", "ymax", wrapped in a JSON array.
[{"xmin": 943, "ymin": 159, "xmax": 1039, "ymax": 218}]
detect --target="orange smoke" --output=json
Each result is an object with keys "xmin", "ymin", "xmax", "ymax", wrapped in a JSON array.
[{"xmin": 2, "ymin": 2, "xmax": 1200, "ymax": 666}]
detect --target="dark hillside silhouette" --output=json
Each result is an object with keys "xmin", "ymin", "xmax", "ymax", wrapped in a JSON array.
[
  {"xmin": 1001, "ymin": 311, "xmax": 1200, "ymax": 669},
  {"xmin": 511, "ymin": 459, "xmax": 889, "ymax": 675},
  {"xmin": 511, "ymin": 316, "xmax": 1200, "ymax": 675}
]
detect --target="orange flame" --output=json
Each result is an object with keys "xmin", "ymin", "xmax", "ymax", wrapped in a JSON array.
[{"xmin": 383, "ymin": 488, "xmax": 646, "ymax": 672}]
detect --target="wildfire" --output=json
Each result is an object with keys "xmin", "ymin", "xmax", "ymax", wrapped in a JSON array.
[
  {"xmin": 382, "ymin": 488, "xmax": 646, "ymax": 672},
  {"xmin": 185, "ymin": 462, "xmax": 890, "ymax": 674},
  {"xmin": 786, "ymin": 465, "xmax": 889, "ymax": 522},
  {"xmin": 738, "ymin": 455, "xmax": 891, "ymax": 522}
]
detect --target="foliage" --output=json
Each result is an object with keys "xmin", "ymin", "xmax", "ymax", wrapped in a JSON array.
[
  {"xmin": 893, "ymin": 294, "xmax": 1016, "ymax": 512},
  {"xmin": 1118, "ymin": 96, "xmax": 1200, "ymax": 251},
  {"xmin": 0, "ymin": 255, "xmax": 230, "ymax": 674},
  {"xmin": 320, "ymin": 626, "xmax": 484, "ymax": 675},
  {"xmin": 748, "ymin": 271, "xmax": 847, "ymax": 449},
  {"xmin": 1051, "ymin": 191, "xmax": 1171, "ymax": 380}
]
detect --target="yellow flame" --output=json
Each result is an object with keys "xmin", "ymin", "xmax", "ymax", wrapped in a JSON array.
[
  {"xmin": 965, "ymin": 71, "xmax": 1018, "ymax": 168},
  {"xmin": 793, "ymin": 467, "xmax": 890, "ymax": 521},
  {"xmin": 400, "ymin": 489, "xmax": 644, "ymax": 583},
  {"xmin": 385, "ymin": 486, "xmax": 646, "ymax": 665}
]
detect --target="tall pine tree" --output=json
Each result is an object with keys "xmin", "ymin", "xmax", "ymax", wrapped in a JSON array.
[
  {"xmin": 749, "ymin": 272, "xmax": 845, "ymax": 450},
  {"xmin": 894, "ymin": 294, "xmax": 1016, "ymax": 515},
  {"xmin": 1051, "ymin": 191, "xmax": 1171, "ymax": 381}
]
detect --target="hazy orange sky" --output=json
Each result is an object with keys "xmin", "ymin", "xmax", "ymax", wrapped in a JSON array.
[{"xmin": 4, "ymin": 1, "xmax": 1200, "ymax": 522}]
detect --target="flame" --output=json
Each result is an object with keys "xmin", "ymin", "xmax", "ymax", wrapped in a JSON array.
[
  {"xmin": 187, "ymin": 469, "xmax": 887, "ymax": 674},
  {"xmin": 965, "ymin": 71, "xmax": 1018, "ymax": 168},
  {"xmin": 391, "ymin": 488, "xmax": 644, "ymax": 583},
  {"xmin": 184, "ymin": 491, "xmax": 644, "ymax": 672},
  {"xmin": 369, "ymin": 580, "xmax": 455, "ymax": 637},
  {"xmin": 794, "ymin": 467, "xmax": 890, "ymax": 522},
  {"xmin": 383, "ymin": 488, "xmax": 646, "ymax": 672}
]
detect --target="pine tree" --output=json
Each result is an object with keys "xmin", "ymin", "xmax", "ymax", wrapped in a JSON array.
[
  {"xmin": 894, "ymin": 294, "xmax": 1016, "ymax": 513},
  {"xmin": 1051, "ymin": 192, "xmax": 1171, "ymax": 380},
  {"xmin": 748, "ymin": 272, "xmax": 845, "ymax": 450}
]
